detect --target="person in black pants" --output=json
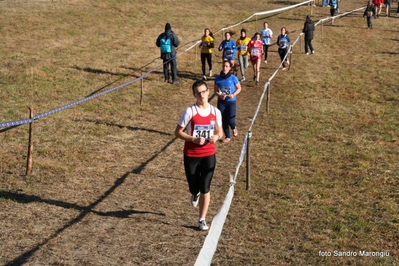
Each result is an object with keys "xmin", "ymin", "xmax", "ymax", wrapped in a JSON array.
[
  {"xmin": 156, "ymin": 23, "xmax": 180, "ymax": 84},
  {"xmin": 302, "ymin": 15, "xmax": 315, "ymax": 54},
  {"xmin": 276, "ymin": 27, "xmax": 291, "ymax": 70}
]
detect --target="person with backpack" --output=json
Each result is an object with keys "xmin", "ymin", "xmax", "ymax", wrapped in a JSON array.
[
  {"xmin": 302, "ymin": 15, "xmax": 315, "ymax": 54},
  {"xmin": 156, "ymin": 22, "xmax": 180, "ymax": 84}
]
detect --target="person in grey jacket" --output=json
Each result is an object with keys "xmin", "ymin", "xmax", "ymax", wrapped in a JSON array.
[
  {"xmin": 156, "ymin": 23, "xmax": 180, "ymax": 84},
  {"xmin": 302, "ymin": 15, "xmax": 315, "ymax": 55}
]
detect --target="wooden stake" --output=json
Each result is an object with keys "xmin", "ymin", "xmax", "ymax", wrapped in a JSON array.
[
  {"xmin": 266, "ymin": 82, "xmax": 270, "ymax": 113},
  {"xmin": 246, "ymin": 131, "xmax": 252, "ymax": 191},
  {"xmin": 140, "ymin": 71, "xmax": 143, "ymax": 105},
  {"xmin": 26, "ymin": 107, "xmax": 34, "ymax": 176}
]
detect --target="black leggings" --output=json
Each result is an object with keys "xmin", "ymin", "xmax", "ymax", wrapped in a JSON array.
[
  {"xmin": 278, "ymin": 48, "xmax": 289, "ymax": 67},
  {"xmin": 263, "ymin": 44, "xmax": 270, "ymax": 61},
  {"xmin": 184, "ymin": 154, "xmax": 216, "ymax": 195},
  {"xmin": 201, "ymin": 53, "xmax": 212, "ymax": 75}
]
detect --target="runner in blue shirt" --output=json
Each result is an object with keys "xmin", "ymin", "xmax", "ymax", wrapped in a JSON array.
[
  {"xmin": 276, "ymin": 27, "xmax": 290, "ymax": 70},
  {"xmin": 218, "ymin": 31, "xmax": 237, "ymax": 72},
  {"xmin": 260, "ymin": 22, "xmax": 273, "ymax": 64}
]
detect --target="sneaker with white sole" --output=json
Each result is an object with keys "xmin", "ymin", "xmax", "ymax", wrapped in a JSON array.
[
  {"xmin": 191, "ymin": 192, "xmax": 200, "ymax": 207},
  {"xmin": 233, "ymin": 128, "xmax": 238, "ymax": 137},
  {"xmin": 199, "ymin": 219, "xmax": 209, "ymax": 231},
  {"xmin": 241, "ymin": 76, "xmax": 245, "ymax": 82},
  {"xmin": 222, "ymin": 138, "xmax": 231, "ymax": 144},
  {"xmin": 209, "ymin": 70, "xmax": 213, "ymax": 77}
]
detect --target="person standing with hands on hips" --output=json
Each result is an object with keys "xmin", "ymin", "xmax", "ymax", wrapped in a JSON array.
[
  {"xmin": 156, "ymin": 22, "xmax": 180, "ymax": 84},
  {"xmin": 302, "ymin": 15, "xmax": 315, "ymax": 55},
  {"xmin": 175, "ymin": 80, "xmax": 223, "ymax": 231},
  {"xmin": 214, "ymin": 61, "xmax": 242, "ymax": 144}
]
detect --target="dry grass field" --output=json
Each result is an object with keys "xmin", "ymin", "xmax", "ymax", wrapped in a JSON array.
[{"xmin": 1, "ymin": 0, "xmax": 399, "ymax": 265}]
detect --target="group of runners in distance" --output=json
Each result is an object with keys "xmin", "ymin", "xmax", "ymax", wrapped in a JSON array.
[{"xmin": 200, "ymin": 22, "xmax": 292, "ymax": 85}]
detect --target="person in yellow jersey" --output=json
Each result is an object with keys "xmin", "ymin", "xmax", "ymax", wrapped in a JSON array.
[
  {"xmin": 235, "ymin": 28, "xmax": 252, "ymax": 82},
  {"xmin": 199, "ymin": 28, "xmax": 215, "ymax": 80}
]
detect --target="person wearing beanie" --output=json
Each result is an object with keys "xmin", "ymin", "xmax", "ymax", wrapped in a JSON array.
[
  {"xmin": 156, "ymin": 22, "xmax": 180, "ymax": 84},
  {"xmin": 235, "ymin": 28, "xmax": 251, "ymax": 82}
]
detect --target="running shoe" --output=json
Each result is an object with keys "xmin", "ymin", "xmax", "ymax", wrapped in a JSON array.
[
  {"xmin": 209, "ymin": 70, "xmax": 213, "ymax": 77},
  {"xmin": 233, "ymin": 128, "xmax": 238, "ymax": 137},
  {"xmin": 241, "ymin": 76, "xmax": 245, "ymax": 82},
  {"xmin": 199, "ymin": 219, "xmax": 209, "ymax": 231},
  {"xmin": 191, "ymin": 192, "xmax": 200, "ymax": 207},
  {"xmin": 222, "ymin": 138, "xmax": 231, "ymax": 144}
]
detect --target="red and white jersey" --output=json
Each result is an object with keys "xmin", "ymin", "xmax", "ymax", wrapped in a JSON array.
[
  {"xmin": 178, "ymin": 103, "xmax": 222, "ymax": 157},
  {"xmin": 248, "ymin": 39, "xmax": 263, "ymax": 60}
]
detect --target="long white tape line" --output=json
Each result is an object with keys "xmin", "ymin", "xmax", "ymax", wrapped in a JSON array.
[
  {"xmin": 195, "ymin": 135, "xmax": 248, "ymax": 266},
  {"xmin": 194, "ymin": 186, "xmax": 234, "ymax": 266},
  {"xmin": 215, "ymin": 0, "xmax": 313, "ymax": 35}
]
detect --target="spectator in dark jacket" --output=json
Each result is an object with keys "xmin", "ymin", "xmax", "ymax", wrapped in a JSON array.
[
  {"xmin": 156, "ymin": 23, "xmax": 180, "ymax": 84},
  {"xmin": 302, "ymin": 15, "xmax": 315, "ymax": 55}
]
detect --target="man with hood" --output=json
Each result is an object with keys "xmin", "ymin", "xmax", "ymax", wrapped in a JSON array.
[
  {"xmin": 156, "ymin": 22, "xmax": 180, "ymax": 84},
  {"xmin": 302, "ymin": 15, "xmax": 315, "ymax": 55}
]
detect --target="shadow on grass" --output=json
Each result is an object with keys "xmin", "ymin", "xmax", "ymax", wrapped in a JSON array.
[
  {"xmin": 82, "ymin": 119, "xmax": 173, "ymax": 136},
  {"xmin": 2, "ymin": 134, "xmax": 176, "ymax": 265}
]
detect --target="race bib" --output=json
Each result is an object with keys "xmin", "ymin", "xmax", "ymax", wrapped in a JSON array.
[
  {"xmin": 240, "ymin": 44, "xmax": 247, "ymax": 52},
  {"xmin": 219, "ymin": 87, "xmax": 231, "ymax": 95},
  {"xmin": 201, "ymin": 42, "xmax": 208, "ymax": 49},
  {"xmin": 194, "ymin": 124, "xmax": 215, "ymax": 139},
  {"xmin": 251, "ymin": 48, "xmax": 260, "ymax": 56},
  {"xmin": 225, "ymin": 49, "xmax": 233, "ymax": 56}
]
